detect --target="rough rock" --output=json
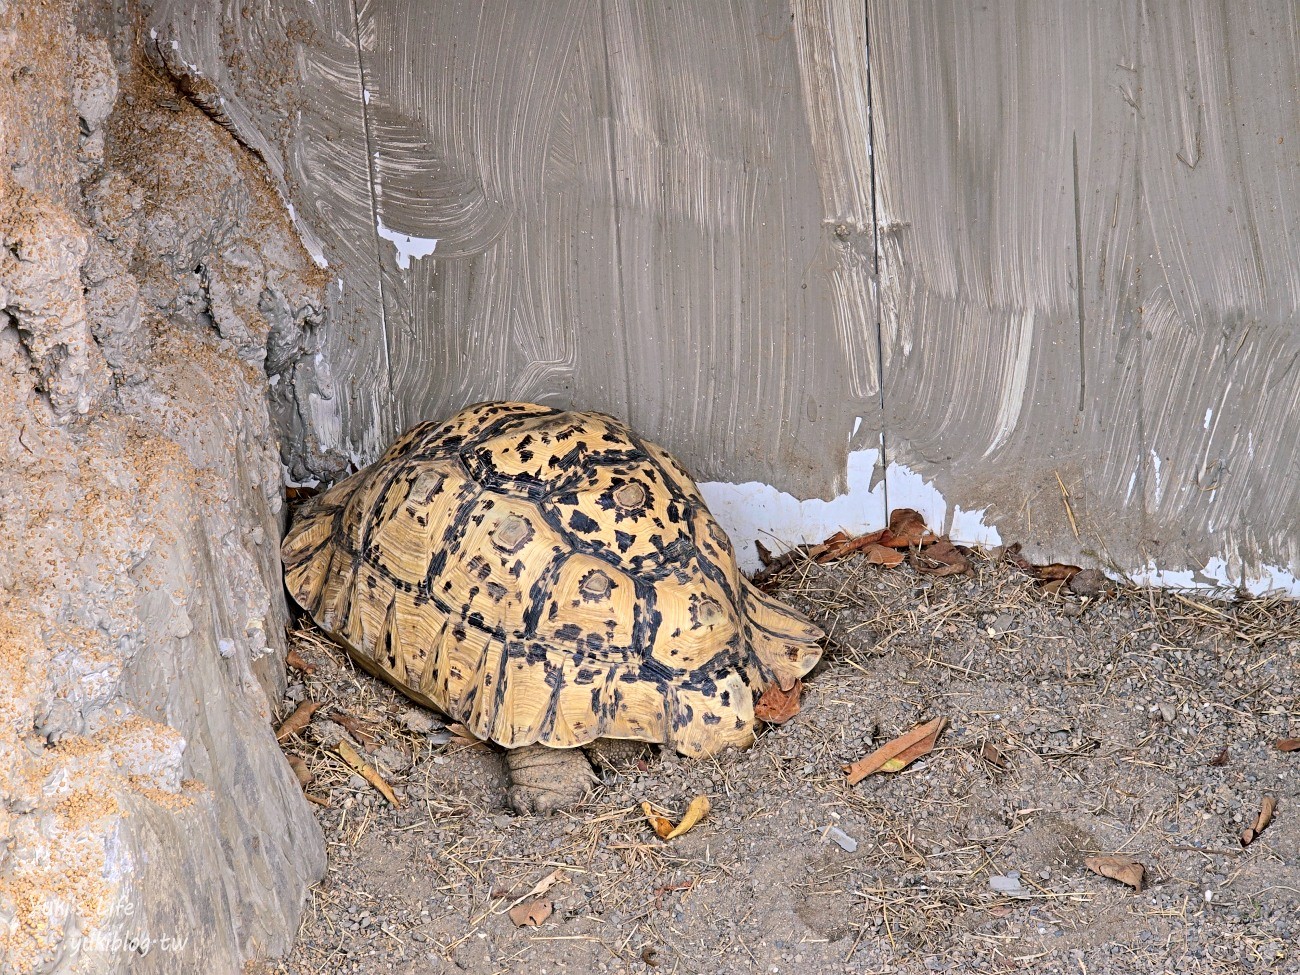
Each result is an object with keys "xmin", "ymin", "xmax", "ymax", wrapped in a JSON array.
[{"xmin": 0, "ymin": 4, "xmax": 326, "ymax": 973}]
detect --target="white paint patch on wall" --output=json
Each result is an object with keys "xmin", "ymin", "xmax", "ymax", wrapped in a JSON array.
[
  {"xmin": 701, "ymin": 448, "xmax": 1002, "ymax": 573},
  {"xmin": 1129, "ymin": 558, "xmax": 1300, "ymax": 597},
  {"xmin": 376, "ymin": 219, "xmax": 438, "ymax": 270},
  {"xmin": 703, "ymin": 443, "xmax": 1298, "ymax": 596}
]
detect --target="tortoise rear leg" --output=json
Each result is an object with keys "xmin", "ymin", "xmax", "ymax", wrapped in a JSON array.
[{"xmin": 505, "ymin": 746, "xmax": 597, "ymax": 815}]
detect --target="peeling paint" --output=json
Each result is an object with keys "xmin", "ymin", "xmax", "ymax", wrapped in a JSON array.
[
  {"xmin": 376, "ymin": 219, "xmax": 437, "ymax": 271},
  {"xmin": 701, "ymin": 449, "xmax": 1002, "ymax": 573},
  {"xmin": 1129, "ymin": 558, "xmax": 1300, "ymax": 598}
]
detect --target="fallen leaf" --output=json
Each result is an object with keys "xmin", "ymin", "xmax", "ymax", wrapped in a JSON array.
[
  {"xmin": 912, "ymin": 537, "xmax": 970, "ymax": 576},
  {"xmin": 507, "ymin": 898, "xmax": 552, "ymax": 927},
  {"xmin": 1085, "ymin": 855, "xmax": 1146, "ymax": 892},
  {"xmin": 286, "ymin": 649, "xmax": 316, "ymax": 674},
  {"xmin": 275, "ymin": 701, "xmax": 320, "ymax": 742},
  {"xmin": 810, "ymin": 530, "xmax": 896, "ymax": 564},
  {"xmin": 1035, "ymin": 563, "xmax": 1082, "ymax": 583},
  {"xmin": 754, "ymin": 681, "xmax": 803, "ymax": 724},
  {"xmin": 1041, "ymin": 578, "xmax": 1068, "ymax": 596},
  {"xmin": 640, "ymin": 947, "xmax": 660, "ymax": 967},
  {"xmin": 337, "ymin": 738, "xmax": 400, "ymax": 807},
  {"xmin": 977, "ymin": 741, "xmax": 1008, "ymax": 770},
  {"xmin": 1208, "ymin": 747, "xmax": 1229, "ymax": 767},
  {"xmin": 287, "ymin": 754, "xmax": 313, "ymax": 789},
  {"xmin": 1275, "ymin": 739, "xmax": 1300, "ymax": 753},
  {"xmin": 521, "ymin": 868, "xmax": 568, "ymax": 900},
  {"xmin": 863, "ymin": 543, "xmax": 905, "ymax": 567},
  {"xmin": 666, "ymin": 795, "xmax": 711, "ymax": 839},
  {"xmin": 879, "ymin": 508, "xmax": 935, "ymax": 548},
  {"xmin": 1002, "ymin": 542, "xmax": 1035, "ymax": 573},
  {"xmin": 499, "ymin": 868, "xmax": 569, "ymax": 911},
  {"xmin": 642, "ymin": 802, "xmax": 675, "ymax": 839},
  {"xmin": 755, "ymin": 540, "xmax": 775, "ymax": 567},
  {"xmin": 843, "ymin": 717, "xmax": 948, "ymax": 786},
  {"xmin": 842, "ymin": 529, "xmax": 888, "ymax": 553},
  {"xmin": 1241, "ymin": 795, "xmax": 1277, "ymax": 847},
  {"xmin": 811, "ymin": 531, "xmax": 851, "ymax": 562},
  {"xmin": 333, "ymin": 710, "xmax": 382, "ymax": 747}
]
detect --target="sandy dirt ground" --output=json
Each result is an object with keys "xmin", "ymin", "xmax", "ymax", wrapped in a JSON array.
[{"xmin": 262, "ymin": 543, "xmax": 1299, "ymax": 975}]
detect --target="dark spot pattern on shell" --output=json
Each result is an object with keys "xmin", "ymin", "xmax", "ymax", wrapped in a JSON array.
[{"xmin": 281, "ymin": 401, "xmax": 823, "ymax": 755}]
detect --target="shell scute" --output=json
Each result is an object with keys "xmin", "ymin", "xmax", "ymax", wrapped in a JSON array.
[{"xmin": 281, "ymin": 401, "xmax": 823, "ymax": 755}]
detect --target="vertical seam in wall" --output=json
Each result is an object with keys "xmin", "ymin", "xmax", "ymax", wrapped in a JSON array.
[
  {"xmin": 864, "ymin": 0, "xmax": 890, "ymax": 516},
  {"xmin": 349, "ymin": 0, "xmax": 397, "ymax": 436},
  {"xmin": 597, "ymin": 0, "xmax": 635, "ymax": 422},
  {"xmin": 1133, "ymin": 0, "xmax": 1150, "ymax": 548},
  {"xmin": 1072, "ymin": 131, "xmax": 1087, "ymax": 412}
]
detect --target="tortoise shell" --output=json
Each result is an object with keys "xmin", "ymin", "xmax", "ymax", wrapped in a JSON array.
[{"xmin": 281, "ymin": 402, "xmax": 823, "ymax": 757}]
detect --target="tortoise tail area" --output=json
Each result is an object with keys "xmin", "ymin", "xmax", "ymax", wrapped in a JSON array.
[
  {"xmin": 741, "ymin": 580, "xmax": 824, "ymax": 690},
  {"xmin": 281, "ymin": 471, "xmax": 367, "ymax": 624}
]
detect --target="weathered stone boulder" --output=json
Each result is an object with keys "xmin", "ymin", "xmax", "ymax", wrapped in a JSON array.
[{"xmin": 0, "ymin": 5, "xmax": 325, "ymax": 972}]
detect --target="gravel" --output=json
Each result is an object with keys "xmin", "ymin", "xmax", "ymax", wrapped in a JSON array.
[{"xmin": 259, "ymin": 549, "xmax": 1299, "ymax": 975}]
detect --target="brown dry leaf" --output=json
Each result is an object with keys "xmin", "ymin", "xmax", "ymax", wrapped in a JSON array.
[
  {"xmin": 977, "ymin": 741, "xmax": 1008, "ymax": 770},
  {"xmin": 844, "ymin": 717, "xmax": 948, "ymax": 786},
  {"xmin": 1208, "ymin": 747, "xmax": 1230, "ymax": 767},
  {"xmin": 863, "ymin": 543, "xmax": 905, "ymax": 567},
  {"xmin": 1275, "ymin": 738, "xmax": 1300, "ymax": 753},
  {"xmin": 912, "ymin": 538, "xmax": 970, "ymax": 577},
  {"xmin": 1035, "ymin": 562, "xmax": 1083, "ymax": 583},
  {"xmin": 642, "ymin": 801, "xmax": 674, "ymax": 839},
  {"xmin": 1085, "ymin": 855, "xmax": 1146, "ymax": 892},
  {"xmin": 275, "ymin": 701, "xmax": 320, "ymax": 742},
  {"xmin": 286, "ymin": 649, "xmax": 316, "ymax": 674},
  {"xmin": 286, "ymin": 754, "xmax": 313, "ymax": 789},
  {"xmin": 879, "ymin": 508, "xmax": 935, "ymax": 548},
  {"xmin": 337, "ymin": 739, "xmax": 400, "ymax": 807},
  {"xmin": 507, "ymin": 898, "xmax": 552, "ymax": 927},
  {"xmin": 666, "ymin": 795, "xmax": 711, "ymax": 839},
  {"xmin": 333, "ymin": 710, "xmax": 381, "ymax": 748},
  {"xmin": 811, "ymin": 531, "xmax": 854, "ymax": 563},
  {"xmin": 755, "ymin": 539, "xmax": 775, "ymax": 567},
  {"xmin": 843, "ymin": 529, "xmax": 888, "ymax": 552},
  {"xmin": 754, "ymin": 681, "xmax": 803, "ymax": 724},
  {"xmin": 1041, "ymin": 578, "xmax": 1068, "ymax": 596},
  {"xmin": 1241, "ymin": 795, "xmax": 1277, "ymax": 847},
  {"xmin": 499, "ymin": 868, "xmax": 569, "ymax": 909},
  {"xmin": 1002, "ymin": 542, "xmax": 1035, "ymax": 573}
]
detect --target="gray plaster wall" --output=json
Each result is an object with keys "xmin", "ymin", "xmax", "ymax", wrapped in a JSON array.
[
  {"xmin": 872, "ymin": 0, "xmax": 1299, "ymax": 583},
  {"xmin": 143, "ymin": 0, "xmax": 1297, "ymax": 586}
]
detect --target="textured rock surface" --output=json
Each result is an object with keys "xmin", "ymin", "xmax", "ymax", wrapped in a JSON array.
[{"xmin": 0, "ymin": 3, "xmax": 324, "ymax": 973}]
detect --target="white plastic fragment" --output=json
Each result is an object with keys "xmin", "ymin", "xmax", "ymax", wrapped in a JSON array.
[{"xmin": 822, "ymin": 825, "xmax": 858, "ymax": 853}]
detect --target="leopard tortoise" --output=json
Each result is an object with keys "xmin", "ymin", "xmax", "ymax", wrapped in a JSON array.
[{"xmin": 281, "ymin": 401, "xmax": 823, "ymax": 813}]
